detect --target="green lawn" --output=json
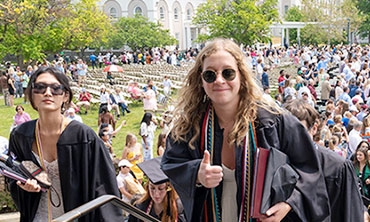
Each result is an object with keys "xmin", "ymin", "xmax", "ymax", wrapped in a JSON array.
[{"xmin": 0, "ymin": 97, "xmax": 163, "ymax": 159}]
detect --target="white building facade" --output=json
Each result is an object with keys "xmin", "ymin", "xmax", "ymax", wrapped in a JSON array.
[
  {"xmin": 98, "ymin": 0, "xmax": 336, "ymax": 49},
  {"xmin": 98, "ymin": 0, "xmax": 205, "ymax": 50}
]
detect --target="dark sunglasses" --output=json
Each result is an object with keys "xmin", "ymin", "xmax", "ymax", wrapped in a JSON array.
[
  {"xmin": 32, "ymin": 82, "xmax": 65, "ymax": 95},
  {"xmin": 202, "ymin": 69, "xmax": 237, "ymax": 83}
]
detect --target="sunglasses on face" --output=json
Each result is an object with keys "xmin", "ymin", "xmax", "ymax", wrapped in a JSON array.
[
  {"xmin": 202, "ymin": 69, "xmax": 237, "ymax": 83},
  {"xmin": 32, "ymin": 82, "xmax": 65, "ymax": 95}
]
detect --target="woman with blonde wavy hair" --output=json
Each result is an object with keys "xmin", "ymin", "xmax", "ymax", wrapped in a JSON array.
[{"xmin": 161, "ymin": 38, "xmax": 329, "ymax": 222}]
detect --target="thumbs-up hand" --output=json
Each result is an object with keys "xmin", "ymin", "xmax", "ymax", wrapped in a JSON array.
[{"xmin": 197, "ymin": 150, "xmax": 223, "ymax": 188}]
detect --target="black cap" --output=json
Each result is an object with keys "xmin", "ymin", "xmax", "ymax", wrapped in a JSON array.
[{"xmin": 137, "ymin": 157, "xmax": 169, "ymax": 185}]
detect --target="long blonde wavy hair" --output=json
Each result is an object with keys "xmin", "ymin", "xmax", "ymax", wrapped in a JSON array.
[{"xmin": 171, "ymin": 38, "xmax": 279, "ymax": 149}]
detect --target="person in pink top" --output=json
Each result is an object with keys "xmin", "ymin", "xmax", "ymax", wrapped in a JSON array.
[{"xmin": 13, "ymin": 105, "xmax": 31, "ymax": 127}]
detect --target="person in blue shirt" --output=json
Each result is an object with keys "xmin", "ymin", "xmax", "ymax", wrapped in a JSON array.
[
  {"xmin": 338, "ymin": 87, "xmax": 353, "ymax": 106},
  {"xmin": 89, "ymin": 53, "xmax": 97, "ymax": 69},
  {"xmin": 261, "ymin": 66, "xmax": 269, "ymax": 87},
  {"xmin": 317, "ymin": 56, "xmax": 329, "ymax": 72}
]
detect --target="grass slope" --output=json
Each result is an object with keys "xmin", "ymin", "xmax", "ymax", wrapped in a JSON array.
[{"xmin": 0, "ymin": 98, "xmax": 162, "ymax": 159}]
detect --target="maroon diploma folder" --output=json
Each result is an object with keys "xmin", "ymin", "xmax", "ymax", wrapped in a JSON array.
[{"xmin": 250, "ymin": 147, "xmax": 269, "ymax": 218}]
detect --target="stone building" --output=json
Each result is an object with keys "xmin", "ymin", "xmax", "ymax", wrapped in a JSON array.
[{"xmin": 98, "ymin": 0, "xmax": 205, "ymax": 50}]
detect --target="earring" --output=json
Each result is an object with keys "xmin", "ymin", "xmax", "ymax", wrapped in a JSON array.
[
  {"xmin": 167, "ymin": 186, "xmax": 172, "ymax": 192},
  {"xmin": 203, "ymin": 94, "xmax": 208, "ymax": 103},
  {"xmin": 61, "ymin": 102, "xmax": 66, "ymax": 113}
]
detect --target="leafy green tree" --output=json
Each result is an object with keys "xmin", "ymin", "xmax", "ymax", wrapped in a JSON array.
[
  {"xmin": 0, "ymin": 0, "xmax": 70, "ymax": 66},
  {"xmin": 0, "ymin": 0, "xmax": 112, "ymax": 66},
  {"xmin": 107, "ymin": 15, "xmax": 177, "ymax": 51},
  {"xmin": 352, "ymin": 0, "xmax": 369, "ymax": 41},
  {"xmin": 283, "ymin": 0, "xmax": 361, "ymax": 46},
  {"xmin": 300, "ymin": 0, "xmax": 361, "ymax": 45},
  {"xmin": 59, "ymin": 0, "xmax": 112, "ymax": 58},
  {"xmin": 192, "ymin": 0, "xmax": 279, "ymax": 45},
  {"xmin": 300, "ymin": 24, "xmax": 326, "ymax": 45},
  {"xmin": 284, "ymin": 6, "xmax": 304, "ymax": 45}
]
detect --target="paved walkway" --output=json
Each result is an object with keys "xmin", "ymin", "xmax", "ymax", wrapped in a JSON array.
[{"xmin": 0, "ymin": 212, "xmax": 19, "ymax": 221}]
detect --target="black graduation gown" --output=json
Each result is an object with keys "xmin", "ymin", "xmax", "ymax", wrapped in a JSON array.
[
  {"xmin": 316, "ymin": 146, "xmax": 364, "ymax": 222},
  {"xmin": 7, "ymin": 119, "xmax": 123, "ymax": 222},
  {"xmin": 161, "ymin": 108, "xmax": 330, "ymax": 222},
  {"xmin": 127, "ymin": 198, "xmax": 186, "ymax": 222}
]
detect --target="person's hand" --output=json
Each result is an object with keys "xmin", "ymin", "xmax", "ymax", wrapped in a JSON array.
[
  {"xmin": 120, "ymin": 120, "xmax": 127, "ymax": 126},
  {"xmin": 17, "ymin": 179, "xmax": 41, "ymax": 193},
  {"xmin": 145, "ymin": 144, "xmax": 149, "ymax": 150},
  {"xmin": 197, "ymin": 150, "xmax": 223, "ymax": 188},
  {"xmin": 365, "ymin": 211, "xmax": 370, "ymax": 222},
  {"xmin": 259, "ymin": 202, "xmax": 291, "ymax": 222},
  {"xmin": 366, "ymin": 178, "xmax": 370, "ymax": 185}
]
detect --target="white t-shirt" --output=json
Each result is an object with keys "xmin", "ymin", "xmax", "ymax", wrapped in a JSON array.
[
  {"xmin": 116, "ymin": 172, "xmax": 134, "ymax": 203},
  {"xmin": 348, "ymin": 129, "xmax": 363, "ymax": 154},
  {"xmin": 0, "ymin": 136, "xmax": 8, "ymax": 154}
]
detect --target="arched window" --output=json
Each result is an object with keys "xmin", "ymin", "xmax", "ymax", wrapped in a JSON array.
[
  {"xmin": 160, "ymin": 7, "xmax": 164, "ymax": 19},
  {"xmin": 174, "ymin": 7, "xmax": 178, "ymax": 20},
  {"xmin": 187, "ymin": 8, "xmax": 191, "ymax": 20},
  {"xmin": 135, "ymin": 7, "xmax": 142, "ymax": 16},
  {"xmin": 110, "ymin": 7, "xmax": 117, "ymax": 18}
]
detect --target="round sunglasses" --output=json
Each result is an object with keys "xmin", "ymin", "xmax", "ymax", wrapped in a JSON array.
[
  {"xmin": 202, "ymin": 69, "xmax": 237, "ymax": 83},
  {"xmin": 32, "ymin": 82, "xmax": 65, "ymax": 95}
]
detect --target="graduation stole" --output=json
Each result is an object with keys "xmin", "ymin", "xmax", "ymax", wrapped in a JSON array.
[{"xmin": 200, "ymin": 104, "xmax": 256, "ymax": 222}]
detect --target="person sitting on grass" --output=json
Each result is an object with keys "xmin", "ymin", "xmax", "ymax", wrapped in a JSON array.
[
  {"xmin": 99, "ymin": 129, "xmax": 115, "ymax": 160},
  {"xmin": 65, "ymin": 107, "xmax": 83, "ymax": 123}
]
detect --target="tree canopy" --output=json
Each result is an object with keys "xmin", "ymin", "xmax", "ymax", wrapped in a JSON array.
[
  {"xmin": 107, "ymin": 15, "xmax": 177, "ymax": 51},
  {"xmin": 192, "ymin": 0, "xmax": 279, "ymax": 45},
  {"xmin": 284, "ymin": 0, "xmax": 362, "ymax": 45},
  {"xmin": 356, "ymin": 0, "xmax": 370, "ymax": 39},
  {"xmin": 0, "ymin": 0, "xmax": 111, "ymax": 66},
  {"xmin": 0, "ymin": 0, "xmax": 70, "ymax": 65}
]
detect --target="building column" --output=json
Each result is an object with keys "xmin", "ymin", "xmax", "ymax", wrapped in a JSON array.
[
  {"xmin": 281, "ymin": 28, "xmax": 285, "ymax": 47},
  {"xmin": 286, "ymin": 29, "xmax": 290, "ymax": 47},
  {"xmin": 188, "ymin": 26, "xmax": 192, "ymax": 49},
  {"xmin": 297, "ymin": 28, "xmax": 301, "ymax": 47}
]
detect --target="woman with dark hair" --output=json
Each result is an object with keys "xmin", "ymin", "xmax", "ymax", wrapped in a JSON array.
[
  {"xmin": 7, "ymin": 66, "xmax": 122, "ymax": 221},
  {"xmin": 7, "ymin": 71, "xmax": 16, "ymax": 107},
  {"xmin": 12, "ymin": 105, "xmax": 31, "ymax": 128},
  {"xmin": 139, "ymin": 112, "xmax": 157, "ymax": 161},
  {"xmin": 156, "ymin": 133, "xmax": 166, "ymax": 157},
  {"xmin": 353, "ymin": 144, "xmax": 370, "ymax": 199}
]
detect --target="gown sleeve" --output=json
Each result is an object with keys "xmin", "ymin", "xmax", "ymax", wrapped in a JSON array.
[
  {"xmin": 7, "ymin": 120, "xmax": 41, "ymax": 222},
  {"xmin": 255, "ymin": 111, "xmax": 330, "ymax": 221},
  {"xmin": 57, "ymin": 122, "xmax": 123, "ymax": 221},
  {"xmin": 161, "ymin": 134, "xmax": 207, "ymax": 221},
  {"xmin": 317, "ymin": 147, "xmax": 364, "ymax": 222}
]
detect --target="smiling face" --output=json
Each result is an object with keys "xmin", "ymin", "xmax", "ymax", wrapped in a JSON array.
[
  {"xmin": 16, "ymin": 105, "xmax": 23, "ymax": 114},
  {"xmin": 31, "ymin": 73, "xmax": 69, "ymax": 113},
  {"xmin": 357, "ymin": 150, "xmax": 366, "ymax": 163},
  {"xmin": 201, "ymin": 49, "xmax": 240, "ymax": 108}
]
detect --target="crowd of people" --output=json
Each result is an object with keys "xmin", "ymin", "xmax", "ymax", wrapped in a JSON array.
[{"xmin": 2, "ymin": 40, "xmax": 370, "ymax": 221}]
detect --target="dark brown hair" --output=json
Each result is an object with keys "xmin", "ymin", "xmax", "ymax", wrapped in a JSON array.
[{"xmin": 25, "ymin": 66, "xmax": 73, "ymax": 111}]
